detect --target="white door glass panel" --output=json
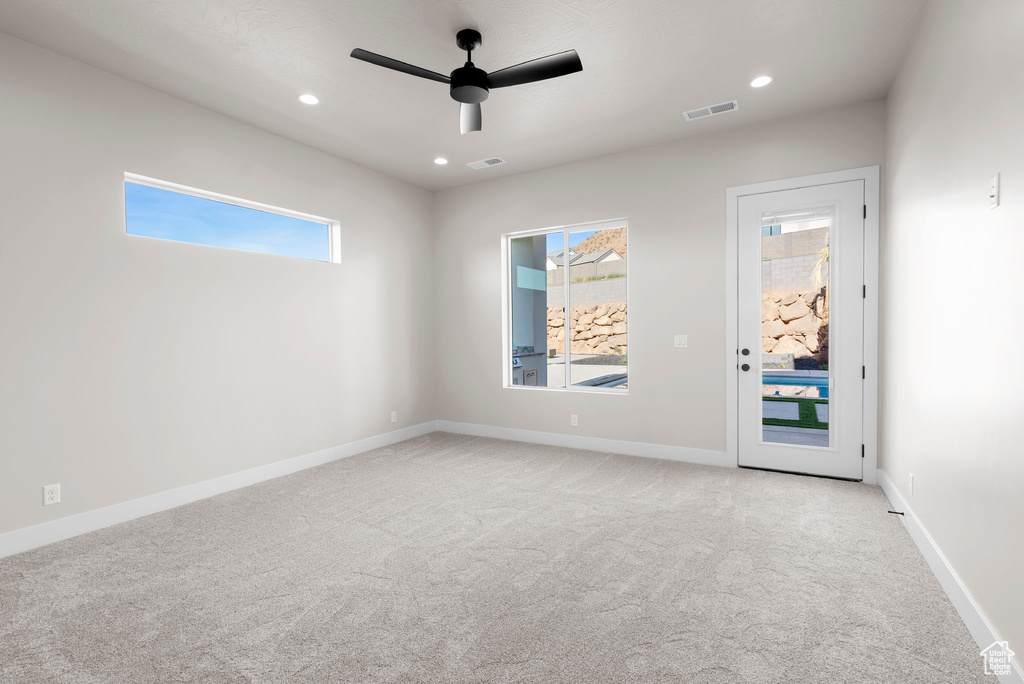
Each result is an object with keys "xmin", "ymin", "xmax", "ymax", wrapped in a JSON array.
[
  {"xmin": 760, "ymin": 207, "xmax": 832, "ymax": 447},
  {"xmin": 737, "ymin": 181, "xmax": 864, "ymax": 480}
]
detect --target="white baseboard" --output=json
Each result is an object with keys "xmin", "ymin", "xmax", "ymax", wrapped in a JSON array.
[
  {"xmin": 0, "ymin": 421, "xmax": 437, "ymax": 559},
  {"xmin": 877, "ymin": 469, "xmax": 1023, "ymax": 683},
  {"xmin": 436, "ymin": 420, "xmax": 732, "ymax": 468}
]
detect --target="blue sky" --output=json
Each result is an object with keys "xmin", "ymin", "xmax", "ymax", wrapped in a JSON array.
[
  {"xmin": 125, "ymin": 182, "xmax": 329, "ymax": 261},
  {"xmin": 546, "ymin": 230, "xmax": 598, "ymax": 252}
]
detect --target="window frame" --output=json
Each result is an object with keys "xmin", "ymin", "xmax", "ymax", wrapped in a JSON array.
[
  {"xmin": 124, "ymin": 172, "xmax": 342, "ymax": 264},
  {"xmin": 501, "ymin": 218, "xmax": 629, "ymax": 395}
]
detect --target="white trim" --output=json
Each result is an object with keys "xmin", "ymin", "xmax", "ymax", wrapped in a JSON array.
[
  {"xmin": 877, "ymin": 469, "xmax": 1024, "ymax": 683},
  {"xmin": 724, "ymin": 166, "xmax": 879, "ymax": 483},
  {"xmin": 500, "ymin": 236, "xmax": 512, "ymax": 388},
  {"xmin": 861, "ymin": 167, "xmax": 880, "ymax": 485},
  {"xmin": 0, "ymin": 421, "xmax": 437, "ymax": 559},
  {"xmin": 124, "ymin": 172, "xmax": 343, "ymax": 265},
  {"xmin": 501, "ymin": 384, "xmax": 629, "ymax": 396},
  {"xmin": 436, "ymin": 420, "xmax": 731, "ymax": 468},
  {"xmin": 505, "ymin": 217, "xmax": 629, "ymax": 238},
  {"xmin": 725, "ymin": 190, "xmax": 739, "ymax": 469}
]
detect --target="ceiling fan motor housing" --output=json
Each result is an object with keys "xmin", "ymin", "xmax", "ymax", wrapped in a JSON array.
[{"xmin": 450, "ymin": 65, "xmax": 489, "ymax": 103}]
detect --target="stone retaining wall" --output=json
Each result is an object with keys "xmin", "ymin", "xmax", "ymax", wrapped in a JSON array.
[
  {"xmin": 762, "ymin": 288, "xmax": 828, "ymax": 365},
  {"xmin": 547, "ymin": 302, "xmax": 627, "ymax": 355}
]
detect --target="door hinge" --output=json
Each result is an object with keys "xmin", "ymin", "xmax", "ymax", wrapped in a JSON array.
[
  {"xmin": 863, "ymin": 204, "xmax": 867, "ymax": 219},
  {"xmin": 862, "ymin": 444, "xmax": 865, "ymax": 458},
  {"xmin": 863, "ymin": 284, "xmax": 866, "ymax": 298},
  {"xmin": 862, "ymin": 366, "xmax": 866, "ymax": 379}
]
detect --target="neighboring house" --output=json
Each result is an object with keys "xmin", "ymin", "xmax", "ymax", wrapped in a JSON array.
[
  {"xmin": 569, "ymin": 248, "xmax": 623, "ymax": 266},
  {"xmin": 546, "ymin": 247, "xmax": 622, "ymax": 270},
  {"xmin": 545, "ymin": 248, "xmax": 577, "ymax": 270}
]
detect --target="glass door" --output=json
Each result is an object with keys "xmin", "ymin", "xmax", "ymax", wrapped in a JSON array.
[{"xmin": 737, "ymin": 181, "xmax": 864, "ymax": 479}]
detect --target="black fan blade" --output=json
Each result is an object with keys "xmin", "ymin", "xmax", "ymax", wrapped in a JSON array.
[
  {"xmin": 350, "ymin": 48, "xmax": 450, "ymax": 84},
  {"xmin": 460, "ymin": 103, "xmax": 482, "ymax": 134},
  {"xmin": 487, "ymin": 50, "xmax": 582, "ymax": 88}
]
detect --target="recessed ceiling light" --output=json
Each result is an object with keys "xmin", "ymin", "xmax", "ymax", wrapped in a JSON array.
[
  {"xmin": 434, "ymin": 157, "xmax": 448, "ymax": 165},
  {"xmin": 750, "ymin": 75, "xmax": 773, "ymax": 88},
  {"xmin": 298, "ymin": 93, "xmax": 319, "ymax": 105}
]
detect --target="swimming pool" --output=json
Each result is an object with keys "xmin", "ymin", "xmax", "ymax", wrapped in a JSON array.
[{"xmin": 762, "ymin": 372, "xmax": 829, "ymax": 398}]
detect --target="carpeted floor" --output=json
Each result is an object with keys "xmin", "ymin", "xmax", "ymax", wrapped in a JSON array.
[{"xmin": 1, "ymin": 432, "xmax": 985, "ymax": 683}]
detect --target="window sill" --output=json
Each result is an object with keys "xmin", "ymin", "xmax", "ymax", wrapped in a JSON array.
[{"xmin": 503, "ymin": 384, "xmax": 629, "ymax": 396}]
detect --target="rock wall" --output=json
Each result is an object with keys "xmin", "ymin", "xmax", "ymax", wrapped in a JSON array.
[
  {"xmin": 544, "ymin": 291, "xmax": 822, "ymax": 362},
  {"xmin": 762, "ymin": 289, "xmax": 829, "ymax": 365},
  {"xmin": 547, "ymin": 302, "xmax": 627, "ymax": 355}
]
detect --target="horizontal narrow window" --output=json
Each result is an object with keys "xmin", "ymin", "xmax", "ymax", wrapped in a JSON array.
[{"xmin": 124, "ymin": 174, "xmax": 340, "ymax": 263}]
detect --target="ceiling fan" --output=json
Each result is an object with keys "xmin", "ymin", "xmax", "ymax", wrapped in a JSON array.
[{"xmin": 351, "ymin": 29, "xmax": 583, "ymax": 135}]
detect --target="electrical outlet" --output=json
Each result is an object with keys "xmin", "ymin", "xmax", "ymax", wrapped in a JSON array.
[
  {"xmin": 570, "ymin": 414, "xmax": 578, "ymax": 427},
  {"xmin": 43, "ymin": 484, "xmax": 61, "ymax": 506},
  {"xmin": 674, "ymin": 335, "xmax": 688, "ymax": 348},
  {"xmin": 909, "ymin": 473, "xmax": 914, "ymax": 496},
  {"xmin": 390, "ymin": 411, "xmax": 397, "ymax": 423}
]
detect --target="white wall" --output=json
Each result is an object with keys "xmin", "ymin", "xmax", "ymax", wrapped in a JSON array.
[
  {"xmin": 882, "ymin": 0, "xmax": 1024, "ymax": 657},
  {"xmin": 433, "ymin": 100, "xmax": 885, "ymax": 452},
  {"xmin": 0, "ymin": 33, "xmax": 435, "ymax": 535}
]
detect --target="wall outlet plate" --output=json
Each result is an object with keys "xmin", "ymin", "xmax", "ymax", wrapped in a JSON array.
[
  {"xmin": 570, "ymin": 414, "xmax": 578, "ymax": 427},
  {"xmin": 43, "ymin": 483, "xmax": 61, "ymax": 506},
  {"xmin": 390, "ymin": 411, "xmax": 397, "ymax": 423}
]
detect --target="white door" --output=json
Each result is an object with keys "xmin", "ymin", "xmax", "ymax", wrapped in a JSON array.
[{"xmin": 737, "ymin": 181, "xmax": 864, "ymax": 480}]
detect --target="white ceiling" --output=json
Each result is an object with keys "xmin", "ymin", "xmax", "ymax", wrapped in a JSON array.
[{"xmin": 0, "ymin": 0, "xmax": 926, "ymax": 191}]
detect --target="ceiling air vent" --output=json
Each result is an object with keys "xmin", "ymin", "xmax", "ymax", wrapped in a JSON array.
[
  {"xmin": 466, "ymin": 156, "xmax": 506, "ymax": 170},
  {"xmin": 684, "ymin": 100, "xmax": 739, "ymax": 122}
]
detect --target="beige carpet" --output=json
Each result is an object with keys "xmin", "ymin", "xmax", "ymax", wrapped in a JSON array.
[{"xmin": 1, "ymin": 432, "xmax": 985, "ymax": 683}]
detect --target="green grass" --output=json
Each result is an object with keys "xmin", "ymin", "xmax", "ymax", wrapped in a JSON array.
[
  {"xmin": 574, "ymin": 272, "xmax": 627, "ymax": 282},
  {"xmin": 762, "ymin": 396, "xmax": 828, "ymax": 430}
]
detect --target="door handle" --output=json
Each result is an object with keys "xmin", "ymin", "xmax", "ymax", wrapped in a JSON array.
[{"xmin": 741, "ymin": 363, "xmax": 750, "ymax": 371}]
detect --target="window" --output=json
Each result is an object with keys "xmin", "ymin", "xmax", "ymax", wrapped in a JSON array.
[
  {"xmin": 124, "ymin": 174, "xmax": 341, "ymax": 263},
  {"xmin": 506, "ymin": 220, "xmax": 628, "ymax": 392}
]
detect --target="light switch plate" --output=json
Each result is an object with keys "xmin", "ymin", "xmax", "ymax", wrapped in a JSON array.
[
  {"xmin": 989, "ymin": 173, "xmax": 1000, "ymax": 209},
  {"xmin": 674, "ymin": 335, "xmax": 688, "ymax": 348}
]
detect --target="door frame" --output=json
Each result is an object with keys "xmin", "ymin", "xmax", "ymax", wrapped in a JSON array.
[{"xmin": 725, "ymin": 166, "xmax": 879, "ymax": 484}]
